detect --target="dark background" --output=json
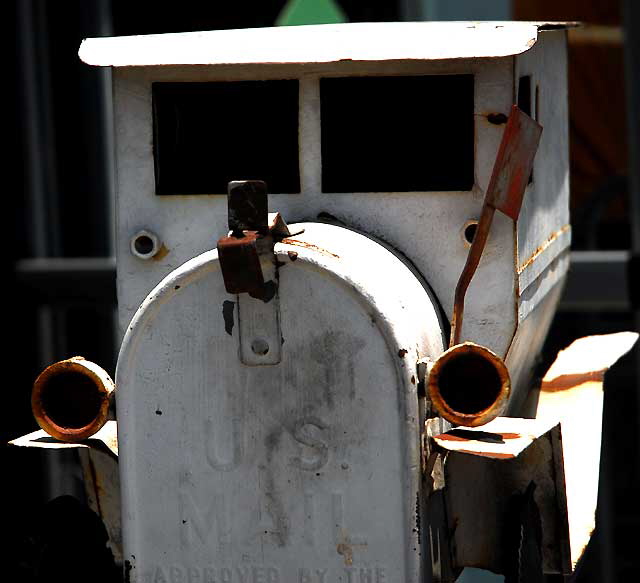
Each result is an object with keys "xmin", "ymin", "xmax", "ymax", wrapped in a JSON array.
[{"xmin": 4, "ymin": 1, "xmax": 638, "ymax": 581}]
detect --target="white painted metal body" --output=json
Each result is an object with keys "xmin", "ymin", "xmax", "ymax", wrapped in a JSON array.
[
  {"xmin": 101, "ymin": 24, "xmax": 571, "ymax": 362},
  {"xmin": 117, "ymin": 223, "xmax": 445, "ymax": 582},
  {"xmin": 78, "ymin": 22, "xmax": 573, "ymax": 580}
]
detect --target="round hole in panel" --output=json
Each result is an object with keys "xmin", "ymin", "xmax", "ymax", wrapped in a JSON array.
[
  {"xmin": 462, "ymin": 220, "xmax": 479, "ymax": 247},
  {"xmin": 131, "ymin": 230, "xmax": 161, "ymax": 260},
  {"xmin": 250, "ymin": 338, "xmax": 270, "ymax": 356}
]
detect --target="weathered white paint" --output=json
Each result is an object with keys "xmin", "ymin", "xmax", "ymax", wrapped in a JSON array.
[
  {"xmin": 80, "ymin": 22, "xmax": 551, "ymax": 68},
  {"xmin": 116, "ymin": 223, "xmax": 445, "ymax": 582},
  {"xmin": 514, "ymin": 30, "xmax": 571, "ymax": 321},
  {"xmin": 111, "ymin": 56, "xmax": 520, "ymax": 357},
  {"xmin": 78, "ymin": 24, "xmax": 575, "ymax": 581}
]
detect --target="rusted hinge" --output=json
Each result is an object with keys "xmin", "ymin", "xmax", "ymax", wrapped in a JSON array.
[
  {"xmin": 217, "ymin": 180, "xmax": 290, "ymax": 301},
  {"xmin": 217, "ymin": 180, "xmax": 291, "ymax": 366}
]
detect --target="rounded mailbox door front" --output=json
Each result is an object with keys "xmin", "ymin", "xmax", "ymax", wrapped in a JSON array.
[{"xmin": 116, "ymin": 222, "xmax": 445, "ymax": 583}]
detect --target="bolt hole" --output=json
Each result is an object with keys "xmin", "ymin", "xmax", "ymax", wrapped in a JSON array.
[
  {"xmin": 487, "ymin": 112, "xmax": 508, "ymax": 125},
  {"xmin": 463, "ymin": 221, "xmax": 478, "ymax": 246},
  {"xmin": 134, "ymin": 235, "xmax": 155, "ymax": 256},
  {"xmin": 251, "ymin": 338, "xmax": 270, "ymax": 356}
]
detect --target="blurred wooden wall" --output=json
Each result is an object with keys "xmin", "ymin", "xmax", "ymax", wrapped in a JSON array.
[{"xmin": 514, "ymin": 1, "xmax": 629, "ymax": 249}]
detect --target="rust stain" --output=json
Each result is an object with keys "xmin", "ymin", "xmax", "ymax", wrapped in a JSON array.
[
  {"xmin": 517, "ymin": 224, "xmax": 571, "ymax": 274},
  {"xmin": 152, "ymin": 244, "xmax": 169, "ymax": 261},
  {"xmin": 541, "ymin": 370, "xmax": 605, "ymax": 392},
  {"xmin": 287, "ymin": 250, "xmax": 298, "ymax": 261},
  {"xmin": 282, "ymin": 238, "xmax": 339, "ymax": 258},
  {"xmin": 458, "ymin": 449, "xmax": 515, "ymax": 459},
  {"xmin": 435, "ymin": 433, "xmax": 468, "ymax": 442},
  {"xmin": 398, "ymin": 349, "xmax": 408, "ymax": 358},
  {"xmin": 104, "ymin": 434, "xmax": 118, "ymax": 454},
  {"xmin": 436, "ymin": 429, "xmax": 515, "ymax": 443},
  {"xmin": 337, "ymin": 543, "xmax": 353, "ymax": 566}
]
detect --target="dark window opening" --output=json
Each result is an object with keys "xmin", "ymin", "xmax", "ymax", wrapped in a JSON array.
[
  {"xmin": 153, "ymin": 80, "xmax": 300, "ymax": 195},
  {"xmin": 320, "ymin": 75, "xmax": 474, "ymax": 193},
  {"xmin": 518, "ymin": 75, "xmax": 532, "ymax": 117},
  {"xmin": 518, "ymin": 75, "xmax": 534, "ymax": 183}
]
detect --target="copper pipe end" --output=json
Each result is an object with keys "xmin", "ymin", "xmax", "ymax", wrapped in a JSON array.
[
  {"xmin": 428, "ymin": 342, "xmax": 510, "ymax": 427},
  {"xmin": 31, "ymin": 357, "xmax": 114, "ymax": 442}
]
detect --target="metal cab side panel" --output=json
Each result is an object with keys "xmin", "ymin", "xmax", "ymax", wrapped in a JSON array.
[{"xmin": 515, "ymin": 29, "xmax": 571, "ymax": 321}]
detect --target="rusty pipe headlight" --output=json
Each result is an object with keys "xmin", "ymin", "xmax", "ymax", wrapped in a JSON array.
[
  {"xmin": 31, "ymin": 357, "xmax": 114, "ymax": 442},
  {"xmin": 427, "ymin": 342, "xmax": 510, "ymax": 427}
]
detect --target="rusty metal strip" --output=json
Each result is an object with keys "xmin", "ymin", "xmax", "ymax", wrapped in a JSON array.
[
  {"xmin": 450, "ymin": 106, "xmax": 542, "ymax": 347},
  {"xmin": 218, "ymin": 230, "xmax": 268, "ymax": 298},
  {"xmin": 517, "ymin": 224, "xmax": 571, "ymax": 275},
  {"xmin": 217, "ymin": 181, "xmax": 290, "ymax": 301}
]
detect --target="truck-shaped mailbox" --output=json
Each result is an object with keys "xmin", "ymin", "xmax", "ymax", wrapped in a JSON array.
[{"xmin": 12, "ymin": 21, "xmax": 639, "ymax": 582}]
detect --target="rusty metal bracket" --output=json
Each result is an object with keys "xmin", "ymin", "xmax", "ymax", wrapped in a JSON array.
[
  {"xmin": 450, "ymin": 106, "xmax": 542, "ymax": 347},
  {"xmin": 217, "ymin": 180, "xmax": 290, "ymax": 301},
  {"xmin": 217, "ymin": 180, "xmax": 291, "ymax": 366}
]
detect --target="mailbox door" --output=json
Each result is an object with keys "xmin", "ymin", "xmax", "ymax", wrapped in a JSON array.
[{"xmin": 117, "ymin": 223, "xmax": 445, "ymax": 583}]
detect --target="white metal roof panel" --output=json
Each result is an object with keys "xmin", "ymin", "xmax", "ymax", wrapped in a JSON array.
[{"xmin": 79, "ymin": 21, "xmax": 574, "ymax": 68}]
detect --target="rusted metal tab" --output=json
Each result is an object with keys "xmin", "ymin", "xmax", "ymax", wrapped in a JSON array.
[
  {"xmin": 218, "ymin": 181, "xmax": 285, "ymax": 301},
  {"xmin": 218, "ymin": 230, "xmax": 268, "ymax": 298},
  {"xmin": 486, "ymin": 105, "xmax": 542, "ymax": 220},
  {"xmin": 449, "ymin": 106, "xmax": 542, "ymax": 347},
  {"xmin": 267, "ymin": 211, "xmax": 292, "ymax": 238},
  {"xmin": 218, "ymin": 181, "xmax": 290, "ymax": 365}
]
